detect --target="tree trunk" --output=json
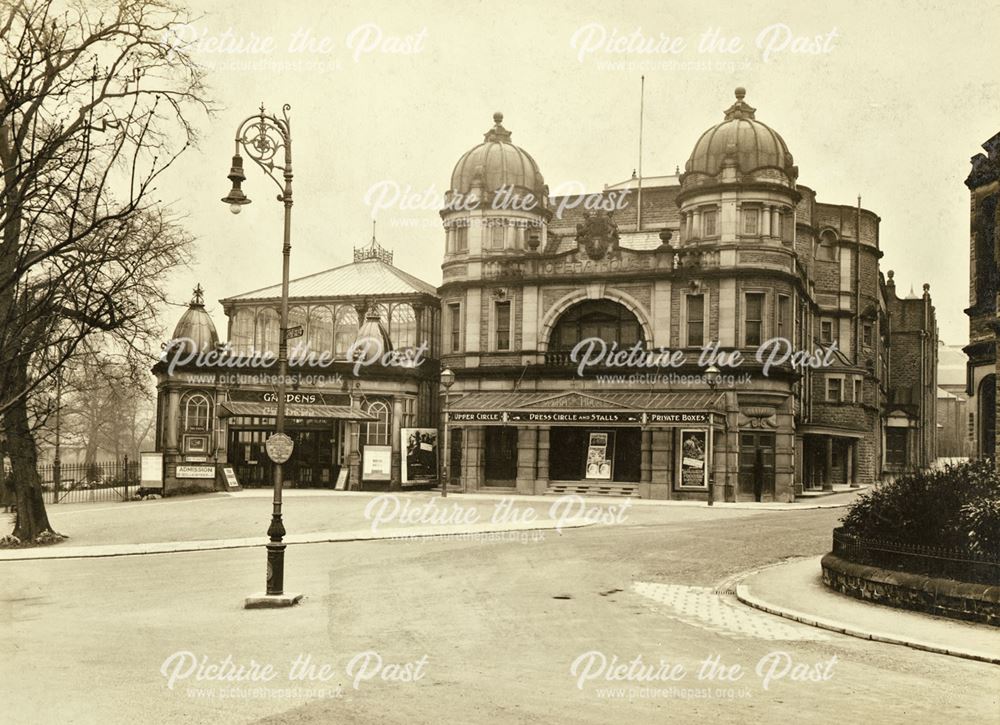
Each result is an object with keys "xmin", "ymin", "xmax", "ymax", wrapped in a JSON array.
[{"xmin": 4, "ymin": 362, "xmax": 58, "ymax": 542}]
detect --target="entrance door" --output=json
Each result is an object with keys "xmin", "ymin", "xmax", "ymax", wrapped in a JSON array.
[
  {"xmin": 484, "ymin": 426, "xmax": 518, "ymax": 485},
  {"xmin": 449, "ymin": 428, "xmax": 463, "ymax": 486},
  {"xmin": 738, "ymin": 432, "xmax": 775, "ymax": 501}
]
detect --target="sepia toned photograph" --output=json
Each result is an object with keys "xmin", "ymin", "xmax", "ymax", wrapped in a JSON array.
[{"xmin": 1, "ymin": 0, "xmax": 998, "ymax": 723}]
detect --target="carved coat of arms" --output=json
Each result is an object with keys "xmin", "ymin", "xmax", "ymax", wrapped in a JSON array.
[{"xmin": 575, "ymin": 210, "xmax": 620, "ymax": 261}]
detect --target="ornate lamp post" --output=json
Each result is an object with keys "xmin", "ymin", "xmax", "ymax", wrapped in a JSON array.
[
  {"xmin": 222, "ymin": 103, "xmax": 301, "ymax": 608},
  {"xmin": 704, "ymin": 365, "xmax": 721, "ymax": 507},
  {"xmin": 439, "ymin": 368, "xmax": 455, "ymax": 497}
]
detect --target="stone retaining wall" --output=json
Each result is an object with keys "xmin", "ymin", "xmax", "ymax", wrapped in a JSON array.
[{"xmin": 821, "ymin": 553, "xmax": 1000, "ymax": 627}]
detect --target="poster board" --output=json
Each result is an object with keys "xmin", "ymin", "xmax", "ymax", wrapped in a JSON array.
[
  {"xmin": 402, "ymin": 428, "xmax": 438, "ymax": 485},
  {"xmin": 222, "ymin": 466, "xmax": 240, "ymax": 489},
  {"xmin": 334, "ymin": 468, "xmax": 349, "ymax": 491},
  {"xmin": 678, "ymin": 429, "xmax": 708, "ymax": 488},
  {"xmin": 140, "ymin": 452, "xmax": 163, "ymax": 490},
  {"xmin": 585, "ymin": 432, "xmax": 613, "ymax": 480},
  {"xmin": 363, "ymin": 445, "xmax": 392, "ymax": 481}
]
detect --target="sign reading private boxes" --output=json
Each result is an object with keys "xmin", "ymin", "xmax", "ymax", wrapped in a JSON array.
[
  {"xmin": 402, "ymin": 428, "xmax": 438, "ymax": 485},
  {"xmin": 678, "ymin": 429, "xmax": 708, "ymax": 488},
  {"xmin": 140, "ymin": 452, "xmax": 163, "ymax": 489},
  {"xmin": 362, "ymin": 445, "xmax": 392, "ymax": 481}
]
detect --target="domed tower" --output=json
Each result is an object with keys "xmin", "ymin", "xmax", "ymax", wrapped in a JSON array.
[
  {"xmin": 678, "ymin": 88, "xmax": 799, "ymax": 247},
  {"xmin": 442, "ymin": 112, "xmax": 551, "ymax": 263},
  {"xmin": 169, "ymin": 284, "xmax": 219, "ymax": 355}
]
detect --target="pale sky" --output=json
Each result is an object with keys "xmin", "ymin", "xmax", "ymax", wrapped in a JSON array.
[{"xmin": 155, "ymin": 0, "xmax": 1000, "ymax": 348}]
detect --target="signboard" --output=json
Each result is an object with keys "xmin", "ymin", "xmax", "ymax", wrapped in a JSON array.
[
  {"xmin": 678, "ymin": 429, "xmax": 708, "ymax": 488},
  {"xmin": 585, "ymin": 432, "xmax": 613, "ymax": 480},
  {"xmin": 265, "ymin": 433, "xmax": 295, "ymax": 464},
  {"xmin": 285, "ymin": 325, "xmax": 304, "ymax": 339},
  {"xmin": 222, "ymin": 466, "xmax": 240, "ymax": 489},
  {"xmin": 402, "ymin": 428, "xmax": 438, "ymax": 484},
  {"xmin": 228, "ymin": 390, "xmax": 348, "ymax": 406},
  {"xmin": 334, "ymin": 468, "xmax": 349, "ymax": 491},
  {"xmin": 448, "ymin": 410, "xmax": 710, "ymax": 425},
  {"xmin": 362, "ymin": 445, "xmax": 392, "ymax": 481},
  {"xmin": 176, "ymin": 465, "xmax": 215, "ymax": 479},
  {"xmin": 140, "ymin": 452, "xmax": 163, "ymax": 489}
]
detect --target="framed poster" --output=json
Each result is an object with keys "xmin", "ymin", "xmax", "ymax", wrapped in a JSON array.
[
  {"xmin": 402, "ymin": 428, "xmax": 438, "ymax": 485},
  {"xmin": 183, "ymin": 434, "xmax": 210, "ymax": 454},
  {"xmin": 140, "ymin": 452, "xmax": 163, "ymax": 490},
  {"xmin": 363, "ymin": 445, "xmax": 392, "ymax": 481},
  {"xmin": 678, "ymin": 429, "xmax": 708, "ymax": 488},
  {"xmin": 585, "ymin": 432, "xmax": 613, "ymax": 480}
]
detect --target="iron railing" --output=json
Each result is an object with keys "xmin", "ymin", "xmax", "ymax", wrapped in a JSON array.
[
  {"xmin": 37, "ymin": 458, "xmax": 139, "ymax": 504},
  {"xmin": 831, "ymin": 526, "xmax": 1000, "ymax": 586}
]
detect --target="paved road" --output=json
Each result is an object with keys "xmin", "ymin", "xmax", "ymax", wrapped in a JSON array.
[{"xmin": 2, "ymin": 501, "xmax": 997, "ymax": 724}]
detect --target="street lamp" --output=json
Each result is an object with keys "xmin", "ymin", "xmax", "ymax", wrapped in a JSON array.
[
  {"xmin": 440, "ymin": 367, "xmax": 455, "ymax": 497},
  {"xmin": 223, "ymin": 103, "xmax": 300, "ymax": 608},
  {"xmin": 704, "ymin": 365, "xmax": 720, "ymax": 507}
]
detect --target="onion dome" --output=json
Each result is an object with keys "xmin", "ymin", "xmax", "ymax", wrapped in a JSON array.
[
  {"xmin": 685, "ymin": 88, "xmax": 797, "ymax": 181},
  {"xmin": 450, "ymin": 112, "xmax": 547, "ymax": 198},
  {"xmin": 169, "ymin": 284, "xmax": 219, "ymax": 354}
]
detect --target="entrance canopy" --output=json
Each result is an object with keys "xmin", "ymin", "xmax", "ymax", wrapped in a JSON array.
[
  {"xmin": 219, "ymin": 401, "xmax": 377, "ymax": 420},
  {"xmin": 446, "ymin": 390, "xmax": 723, "ymax": 425}
]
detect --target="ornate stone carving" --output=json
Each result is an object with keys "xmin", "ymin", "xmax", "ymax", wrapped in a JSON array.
[{"xmin": 575, "ymin": 210, "xmax": 620, "ymax": 261}]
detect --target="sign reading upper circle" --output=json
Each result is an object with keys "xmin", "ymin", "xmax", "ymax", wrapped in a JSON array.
[{"xmin": 265, "ymin": 433, "xmax": 295, "ymax": 464}]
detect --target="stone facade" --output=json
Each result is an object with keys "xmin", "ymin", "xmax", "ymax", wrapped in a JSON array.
[
  {"xmin": 963, "ymin": 132, "xmax": 1000, "ymax": 461},
  {"xmin": 437, "ymin": 90, "xmax": 934, "ymax": 501}
]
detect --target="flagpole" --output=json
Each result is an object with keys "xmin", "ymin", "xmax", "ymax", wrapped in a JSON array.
[{"xmin": 637, "ymin": 75, "xmax": 645, "ymax": 231}]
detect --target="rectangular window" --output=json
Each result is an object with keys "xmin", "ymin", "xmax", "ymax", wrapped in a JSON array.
[
  {"xmin": 686, "ymin": 294, "xmax": 705, "ymax": 347},
  {"xmin": 777, "ymin": 295, "xmax": 790, "ymax": 341},
  {"xmin": 743, "ymin": 209, "xmax": 759, "ymax": 235},
  {"xmin": 455, "ymin": 225, "xmax": 468, "ymax": 252},
  {"xmin": 703, "ymin": 210, "xmax": 718, "ymax": 237},
  {"xmin": 854, "ymin": 378, "xmax": 862, "ymax": 403},
  {"xmin": 862, "ymin": 323, "xmax": 873, "ymax": 347},
  {"xmin": 449, "ymin": 303, "xmax": 461, "ymax": 352},
  {"xmin": 490, "ymin": 222, "xmax": 504, "ymax": 250},
  {"xmin": 820, "ymin": 319, "xmax": 833, "ymax": 344},
  {"xmin": 495, "ymin": 301, "xmax": 511, "ymax": 351},
  {"xmin": 886, "ymin": 428, "xmax": 908, "ymax": 466},
  {"xmin": 827, "ymin": 377, "xmax": 842, "ymax": 402},
  {"xmin": 744, "ymin": 293, "xmax": 764, "ymax": 347}
]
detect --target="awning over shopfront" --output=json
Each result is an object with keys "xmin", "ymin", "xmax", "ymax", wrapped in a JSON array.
[
  {"xmin": 446, "ymin": 390, "xmax": 724, "ymax": 425},
  {"xmin": 219, "ymin": 401, "xmax": 377, "ymax": 420}
]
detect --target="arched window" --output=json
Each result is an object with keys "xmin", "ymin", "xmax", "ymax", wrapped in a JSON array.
[
  {"xmin": 307, "ymin": 305, "xmax": 334, "ymax": 355},
  {"xmin": 230, "ymin": 308, "xmax": 254, "ymax": 354},
  {"xmin": 364, "ymin": 400, "xmax": 391, "ymax": 446},
  {"xmin": 183, "ymin": 392, "xmax": 212, "ymax": 431},
  {"xmin": 818, "ymin": 230, "xmax": 838, "ymax": 261},
  {"xmin": 255, "ymin": 308, "xmax": 280, "ymax": 355},
  {"xmin": 550, "ymin": 299, "xmax": 644, "ymax": 351},
  {"xmin": 334, "ymin": 306, "xmax": 359, "ymax": 358},
  {"xmin": 389, "ymin": 303, "xmax": 417, "ymax": 349}
]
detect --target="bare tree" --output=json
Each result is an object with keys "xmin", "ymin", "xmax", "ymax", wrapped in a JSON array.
[{"xmin": 0, "ymin": 0, "xmax": 209, "ymax": 542}]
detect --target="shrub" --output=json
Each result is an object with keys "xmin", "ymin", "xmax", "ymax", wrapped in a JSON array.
[{"xmin": 840, "ymin": 459, "xmax": 1000, "ymax": 555}]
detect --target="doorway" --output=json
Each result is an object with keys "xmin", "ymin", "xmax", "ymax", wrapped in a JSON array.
[
  {"xmin": 484, "ymin": 426, "xmax": 518, "ymax": 485},
  {"xmin": 738, "ymin": 432, "xmax": 775, "ymax": 501}
]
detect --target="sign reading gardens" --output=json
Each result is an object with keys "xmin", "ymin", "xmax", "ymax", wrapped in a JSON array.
[{"xmin": 448, "ymin": 411, "xmax": 711, "ymax": 425}]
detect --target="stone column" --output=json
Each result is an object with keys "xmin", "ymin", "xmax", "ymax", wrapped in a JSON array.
[
  {"xmin": 692, "ymin": 209, "xmax": 702, "ymax": 240},
  {"xmin": 515, "ymin": 427, "xmax": 537, "ymax": 495},
  {"xmin": 678, "ymin": 212, "xmax": 686, "ymax": 243},
  {"xmin": 638, "ymin": 429, "xmax": 653, "ymax": 498},
  {"xmin": 464, "ymin": 427, "xmax": 482, "ymax": 491},
  {"xmin": 650, "ymin": 429, "xmax": 671, "ymax": 499},
  {"xmin": 772, "ymin": 207, "xmax": 782, "ymax": 241},
  {"xmin": 166, "ymin": 388, "xmax": 181, "ymax": 452},
  {"xmin": 535, "ymin": 426, "xmax": 550, "ymax": 494},
  {"xmin": 390, "ymin": 397, "xmax": 403, "ymax": 490},
  {"xmin": 762, "ymin": 205, "xmax": 772, "ymax": 237},
  {"xmin": 824, "ymin": 438, "xmax": 834, "ymax": 491}
]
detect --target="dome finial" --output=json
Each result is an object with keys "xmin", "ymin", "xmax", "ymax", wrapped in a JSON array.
[
  {"xmin": 191, "ymin": 283, "xmax": 204, "ymax": 307},
  {"xmin": 724, "ymin": 88, "xmax": 756, "ymax": 121},
  {"xmin": 483, "ymin": 112, "xmax": 512, "ymax": 143}
]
